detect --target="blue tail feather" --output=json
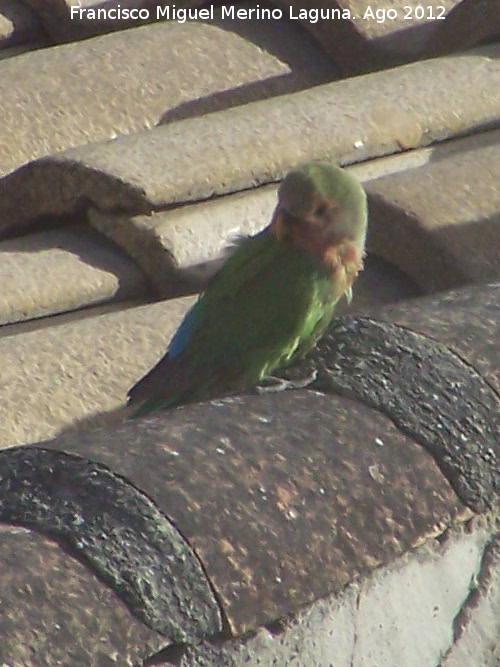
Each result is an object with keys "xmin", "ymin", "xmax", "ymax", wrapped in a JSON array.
[{"xmin": 167, "ymin": 302, "xmax": 200, "ymax": 359}]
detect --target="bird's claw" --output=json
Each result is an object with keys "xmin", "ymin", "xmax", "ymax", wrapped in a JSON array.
[{"xmin": 255, "ymin": 369, "xmax": 318, "ymax": 395}]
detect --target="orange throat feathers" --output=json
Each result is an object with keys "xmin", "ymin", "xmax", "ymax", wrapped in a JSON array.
[{"xmin": 272, "ymin": 209, "xmax": 364, "ymax": 299}]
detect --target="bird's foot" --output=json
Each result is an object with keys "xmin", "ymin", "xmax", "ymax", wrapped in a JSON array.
[{"xmin": 255, "ymin": 370, "xmax": 318, "ymax": 395}]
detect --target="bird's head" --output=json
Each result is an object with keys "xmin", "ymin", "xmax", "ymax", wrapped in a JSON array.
[{"xmin": 271, "ymin": 162, "xmax": 367, "ymax": 265}]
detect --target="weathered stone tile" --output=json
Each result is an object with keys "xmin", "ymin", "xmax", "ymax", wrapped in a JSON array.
[
  {"xmin": 0, "ymin": 447, "xmax": 223, "ymax": 641},
  {"xmin": 367, "ymin": 129, "xmax": 500, "ymax": 292},
  {"xmin": 32, "ymin": 390, "xmax": 468, "ymax": 636},
  {"xmin": 162, "ymin": 523, "xmax": 493, "ymax": 666},
  {"xmin": 0, "ymin": 18, "xmax": 331, "ymax": 178},
  {"xmin": 2, "ymin": 431, "xmax": 487, "ymax": 666},
  {"xmin": 442, "ymin": 532, "xmax": 500, "ymax": 667},
  {"xmin": 0, "ymin": 223, "xmax": 149, "ymax": 326},
  {"xmin": 428, "ymin": 0, "xmax": 500, "ymax": 56},
  {"xmin": 362, "ymin": 283, "xmax": 500, "ymax": 397},
  {"xmin": 166, "ymin": 586, "xmax": 360, "ymax": 666},
  {"xmin": 0, "ymin": 525, "xmax": 166, "ymax": 665},
  {"xmin": 354, "ymin": 524, "xmax": 491, "ymax": 667},
  {"xmin": 0, "ymin": 296, "xmax": 195, "ymax": 448},
  {"xmin": 1, "ymin": 44, "xmax": 499, "ymax": 239},
  {"xmin": 293, "ymin": 316, "xmax": 500, "ymax": 512},
  {"xmin": 273, "ymin": 0, "xmax": 457, "ymax": 74},
  {"xmin": 0, "ymin": 0, "xmax": 44, "ymax": 47}
]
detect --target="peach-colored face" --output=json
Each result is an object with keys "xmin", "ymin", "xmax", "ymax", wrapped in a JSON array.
[
  {"xmin": 272, "ymin": 193, "xmax": 352, "ymax": 250},
  {"xmin": 275, "ymin": 164, "xmax": 368, "ymax": 253},
  {"xmin": 271, "ymin": 189, "xmax": 366, "ymax": 290},
  {"xmin": 299, "ymin": 193, "xmax": 344, "ymax": 244}
]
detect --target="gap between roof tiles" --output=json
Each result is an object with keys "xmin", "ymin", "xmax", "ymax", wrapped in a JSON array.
[{"xmin": 0, "ymin": 299, "xmax": 149, "ymax": 339}]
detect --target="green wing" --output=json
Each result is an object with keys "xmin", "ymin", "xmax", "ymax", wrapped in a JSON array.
[{"xmin": 128, "ymin": 229, "xmax": 337, "ymax": 413}]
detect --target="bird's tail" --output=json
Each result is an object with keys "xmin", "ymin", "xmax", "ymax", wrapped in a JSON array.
[
  {"xmin": 126, "ymin": 354, "xmax": 185, "ymax": 418},
  {"xmin": 127, "ymin": 395, "xmax": 178, "ymax": 419}
]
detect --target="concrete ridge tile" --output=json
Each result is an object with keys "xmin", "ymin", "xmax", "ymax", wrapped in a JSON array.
[
  {"xmin": 362, "ymin": 283, "xmax": 500, "ymax": 397},
  {"xmin": 0, "ymin": 445, "xmax": 223, "ymax": 640},
  {"xmin": 0, "ymin": 525, "xmax": 166, "ymax": 664},
  {"xmin": 24, "ymin": 389, "xmax": 468, "ymax": 636},
  {"xmin": 169, "ymin": 523, "xmax": 493, "ymax": 665},
  {"xmin": 0, "ymin": 288, "xmax": 498, "ymax": 656},
  {"xmin": 1, "ymin": 43, "xmax": 499, "ymax": 241},
  {"xmin": 302, "ymin": 317, "xmax": 500, "ymax": 512}
]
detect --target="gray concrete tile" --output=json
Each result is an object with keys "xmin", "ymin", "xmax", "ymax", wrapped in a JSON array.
[
  {"xmin": 88, "ymin": 186, "xmax": 276, "ymax": 296},
  {"xmin": 0, "ymin": 18, "xmax": 321, "ymax": 177},
  {"xmin": 0, "ymin": 223, "xmax": 149, "ymax": 326},
  {"xmin": 2, "ymin": 43, "xmax": 499, "ymax": 240},
  {"xmin": 0, "ymin": 296, "xmax": 194, "ymax": 448},
  {"xmin": 90, "ymin": 134, "xmax": 490, "ymax": 299},
  {"xmin": 0, "ymin": 245, "xmax": 417, "ymax": 448},
  {"xmin": 0, "ymin": 1, "xmax": 498, "ymax": 662},
  {"xmin": 367, "ymin": 129, "xmax": 500, "ymax": 291},
  {"xmin": 90, "ymin": 186, "xmax": 421, "ymax": 301},
  {"xmin": 273, "ymin": 0, "xmax": 456, "ymax": 73}
]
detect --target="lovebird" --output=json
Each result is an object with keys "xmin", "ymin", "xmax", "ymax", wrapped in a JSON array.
[{"xmin": 127, "ymin": 162, "xmax": 367, "ymax": 417}]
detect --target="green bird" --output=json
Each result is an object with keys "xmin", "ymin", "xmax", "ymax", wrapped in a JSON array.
[{"xmin": 127, "ymin": 162, "xmax": 367, "ymax": 417}]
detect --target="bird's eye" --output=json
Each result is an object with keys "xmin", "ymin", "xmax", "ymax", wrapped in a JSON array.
[{"xmin": 315, "ymin": 204, "xmax": 327, "ymax": 216}]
